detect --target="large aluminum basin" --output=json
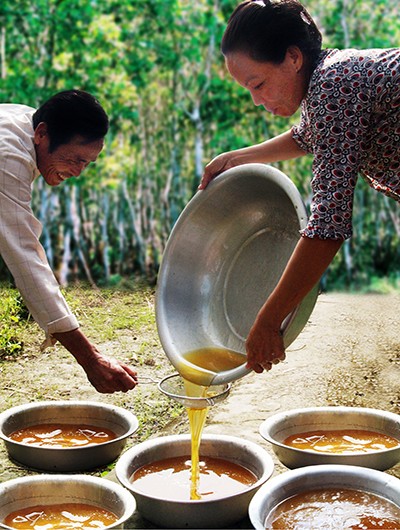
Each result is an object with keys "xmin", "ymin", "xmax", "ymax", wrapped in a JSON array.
[{"xmin": 156, "ymin": 163, "xmax": 318, "ymax": 385}]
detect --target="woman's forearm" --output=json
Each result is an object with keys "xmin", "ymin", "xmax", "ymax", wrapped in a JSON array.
[
  {"xmin": 246, "ymin": 236, "xmax": 343, "ymax": 371},
  {"xmin": 258, "ymin": 236, "xmax": 343, "ymax": 327},
  {"xmin": 200, "ymin": 130, "xmax": 306, "ymax": 188},
  {"xmin": 233, "ymin": 130, "xmax": 307, "ymax": 164}
]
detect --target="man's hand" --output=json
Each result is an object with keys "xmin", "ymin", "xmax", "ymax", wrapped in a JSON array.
[
  {"xmin": 53, "ymin": 328, "xmax": 138, "ymax": 393},
  {"xmin": 76, "ymin": 351, "xmax": 138, "ymax": 394}
]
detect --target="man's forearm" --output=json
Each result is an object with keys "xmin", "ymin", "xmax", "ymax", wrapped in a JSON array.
[
  {"xmin": 53, "ymin": 328, "xmax": 138, "ymax": 393},
  {"xmin": 53, "ymin": 328, "xmax": 96, "ymax": 366}
]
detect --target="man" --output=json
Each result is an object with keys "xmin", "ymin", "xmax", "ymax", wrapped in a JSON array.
[{"xmin": 0, "ymin": 89, "xmax": 138, "ymax": 393}]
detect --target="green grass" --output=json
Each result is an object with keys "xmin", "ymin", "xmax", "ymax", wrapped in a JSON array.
[
  {"xmin": 61, "ymin": 281, "xmax": 157, "ymax": 342},
  {"xmin": 0, "ymin": 280, "xmax": 187, "ymax": 481},
  {"xmin": 0, "ymin": 280, "xmax": 159, "ymax": 353},
  {"xmin": 0, "ymin": 288, "xmax": 27, "ymax": 358}
]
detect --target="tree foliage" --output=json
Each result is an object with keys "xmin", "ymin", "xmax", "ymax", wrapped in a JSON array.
[{"xmin": 0, "ymin": 0, "xmax": 399, "ymax": 290}]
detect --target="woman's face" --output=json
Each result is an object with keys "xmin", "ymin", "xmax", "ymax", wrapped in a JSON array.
[{"xmin": 225, "ymin": 47, "xmax": 307, "ymax": 117}]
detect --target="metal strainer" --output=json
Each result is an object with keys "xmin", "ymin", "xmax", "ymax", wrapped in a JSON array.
[{"xmin": 157, "ymin": 373, "xmax": 231, "ymax": 409}]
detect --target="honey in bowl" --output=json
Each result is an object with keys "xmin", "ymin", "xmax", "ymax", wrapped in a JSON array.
[
  {"xmin": 131, "ymin": 455, "xmax": 257, "ymax": 501},
  {"xmin": 183, "ymin": 347, "xmax": 246, "ymax": 374},
  {"xmin": 177, "ymin": 347, "xmax": 246, "ymax": 386},
  {"xmin": 4, "ymin": 502, "xmax": 118, "ymax": 529},
  {"xmin": 8, "ymin": 424, "xmax": 117, "ymax": 448},
  {"xmin": 284, "ymin": 429, "xmax": 400, "ymax": 454},
  {"xmin": 265, "ymin": 488, "xmax": 400, "ymax": 529}
]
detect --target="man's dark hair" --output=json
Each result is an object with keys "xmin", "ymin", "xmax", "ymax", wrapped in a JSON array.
[
  {"xmin": 222, "ymin": 0, "xmax": 322, "ymax": 68},
  {"xmin": 32, "ymin": 90, "xmax": 109, "ymax": 152}
]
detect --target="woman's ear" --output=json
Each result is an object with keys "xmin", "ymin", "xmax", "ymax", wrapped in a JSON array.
[{"xmin": 287, "ymin": 46, "xmax": 304, "ymax": 73}]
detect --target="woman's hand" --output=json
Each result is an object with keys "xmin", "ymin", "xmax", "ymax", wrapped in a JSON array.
[
  {"xmin": 199, "ymin": 130, "xmax": 305, "ymax": 190},
  {"xmin": 244, "ymin": 236, "xmax": 343, "ymax": 374},
  {"xmin": 245, "ymin": 316, "xmax": 285, "ymax": 373},
  {"xmin": 199, "ymin": 151, "xmax": 244, "ymax": 189}
]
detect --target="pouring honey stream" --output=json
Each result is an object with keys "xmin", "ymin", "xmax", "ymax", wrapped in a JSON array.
[
  {"xmin": 175, "ymin": 347, "xmax": 246, "ymax": 500},
  {"xmin": 183, "ymin": 382, "xmax": 210, "ymax": 500}
]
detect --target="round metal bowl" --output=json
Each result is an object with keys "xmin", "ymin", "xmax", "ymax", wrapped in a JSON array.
[
  {"xmin": 156, "ymin": 163, "xmax": 318, "ymax": 386},
  {"xmin": 259, "ymin": 406, "xmax": 400, "ymax": 470},
  {"xmin": 248, "ymin": 464, "xmax": 400, "ymax": 530},
  {"xmin": 115, "ymin": 433, "xmax": 274, "ymax": 529},
  {"xmin": 0, "ymin": 474, "xmax": 135, "ymax": 530},
  {"xmin": 0, "ymin": 400, "xmax": 139, "ymax": 472}
]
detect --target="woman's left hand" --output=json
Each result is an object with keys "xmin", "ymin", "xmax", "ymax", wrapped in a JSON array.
[
  {"xmin": 245, "ymin": 319, "xmax": 286, "ymax": 373},
  {"xmin": 244, "ymin": 236, "xmax": 344, "ymax": 374}
]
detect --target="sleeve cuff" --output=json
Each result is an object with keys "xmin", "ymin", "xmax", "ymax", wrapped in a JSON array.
[{"xmin": 40, "ymin": 314, "xmax": 80, "ymax": 351}]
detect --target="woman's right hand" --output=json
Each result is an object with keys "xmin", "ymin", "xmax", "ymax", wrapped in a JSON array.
[
  {"xmin": 199, "ymin": 130, "xmax": 305, "ymax": 190},
  {"xmin": 199, "ymin": 150, "xmax": 246, "ymax": 189}
]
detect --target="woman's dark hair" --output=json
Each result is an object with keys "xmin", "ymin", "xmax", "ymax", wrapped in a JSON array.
[
  {"xmin": 32, "ymin": 90, "xmax": 109, "ymax": 152},
  {"xmin": 222, "ymin": 0, "xmax": 322, "ymax": 66}
]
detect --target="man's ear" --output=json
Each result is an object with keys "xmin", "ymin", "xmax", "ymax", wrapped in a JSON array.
[{"xmin": 33, "ymin": 122, "xmax": 48, "ymax": 145}]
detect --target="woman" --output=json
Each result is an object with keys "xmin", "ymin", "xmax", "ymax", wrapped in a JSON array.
[{"xmin": 199, "ymin": 0, "xmax": 400, "ymax": 375}]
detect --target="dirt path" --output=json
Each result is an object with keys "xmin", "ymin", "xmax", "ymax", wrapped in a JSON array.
[
  {"xmin": 204, "ymin": 292, "xmax": 400, "ymax": 478},
  {"xmin": 122, "ymin": 291, "xmax": 400, "ymax": 528},
  {"xmin": 0, "ymin": 292, "xmax": 399, "ymax": 528}
]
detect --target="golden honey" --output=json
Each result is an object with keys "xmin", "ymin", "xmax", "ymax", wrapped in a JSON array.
[
  {"xmin": 177, "ymin": 347, "xmax": 246, "ymax": 386},
  {"xmin": 131, "ymin": 455, "xmax": 257, "ymax": 501},
  {"xmin": 284, "ymin": 429, "xmax": 400, "ymax": 454},
  {"xmin": 182, "ymin": 378, "xmax": 214, "ymax": 499},
  {"xmin": 265, "ymin": 488, "xmax": 400, "ymax": 529},
  {"xmin": 4, "ymin": 502, "xmax": 118, "ymax": 529},
  {"xmin": 182, "ymin": 347, "xmax": 246, "ymax": 373},
  {"xmin": 186, "ymin": 405, "xmax": 209, "ymax": 499},
  {"xmin": 9, "ymin": 424, "xmax": 117, "ymax": 448},
  {"xmin": 174, "ymin": 347, "xmax": 246, "ymax": 499}
]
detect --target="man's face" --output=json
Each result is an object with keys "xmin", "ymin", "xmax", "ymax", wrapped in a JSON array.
[{"xmin": 34, "ymin": 122, "xmax": 104, "ymax": 186}]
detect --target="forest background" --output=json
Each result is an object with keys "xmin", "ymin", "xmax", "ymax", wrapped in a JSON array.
[{"xmin": 0, "ymin": 0, "xmax": 399, "ymax": 292}]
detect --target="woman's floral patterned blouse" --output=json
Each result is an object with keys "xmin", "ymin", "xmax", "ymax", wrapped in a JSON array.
[{"xmin": 292, "ymin": 48, "xmax": 400, "ymax": 240}]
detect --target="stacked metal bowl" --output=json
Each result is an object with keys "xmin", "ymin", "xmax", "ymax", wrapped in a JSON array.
[
  {"xmin": 116, "ymin": 433, "xmax": 274, "ymax": 529},
  {"xmin": 259, "ymin": 406, "xmax": 400, "ymax": 470},
  {"xmin": 0, "ymin": 400, "xmax": 139, "ymax": 529},
  {"xmin": 0, "ymin": 475, "xmax": 135, "ymax": 530},
  {"xmin": 251, "ymin": 406, "xmax": 400, "ymax": 528}
]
